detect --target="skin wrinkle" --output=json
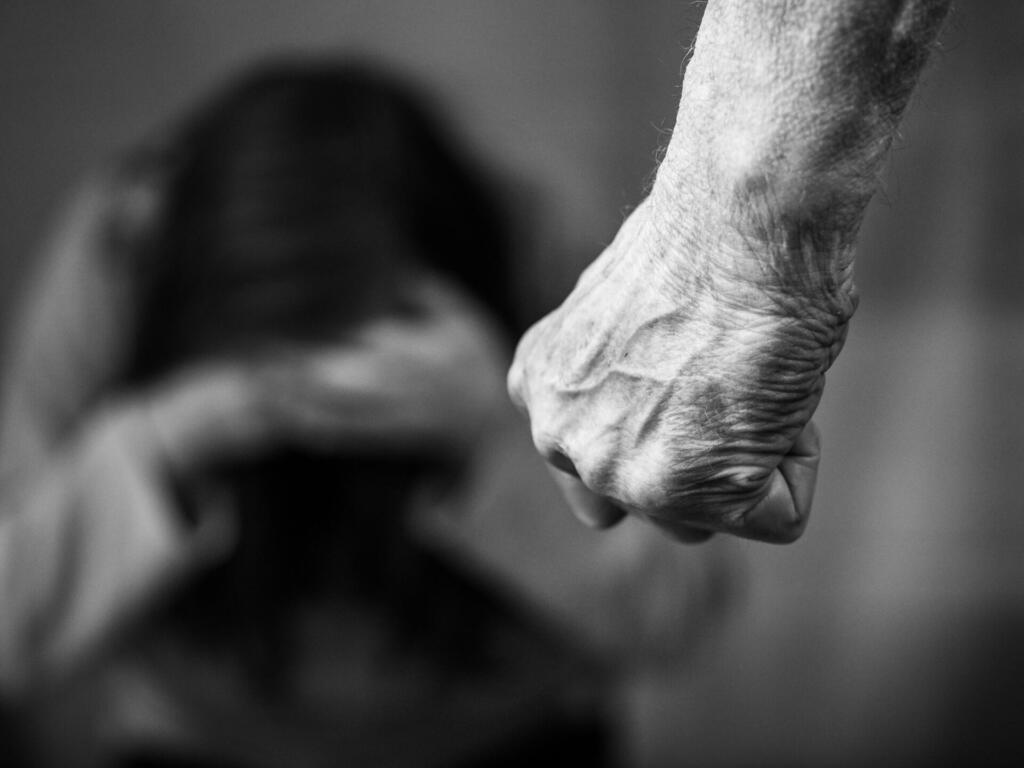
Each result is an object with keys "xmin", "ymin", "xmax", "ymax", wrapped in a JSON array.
[
  {"xmin": 510, "ymin": 0, "xmax": 951, "ymax": 541},
  {"xmin": 738, "ymin": 187, "xmax": 859, "ymax": 314},
  {"xmin": 655, "ymin": 0, "xmax": 950, "ymax": 228},
  {"xmin": 612, "ymin": 319, "xmax": 823, "ymax": 519},
  {"xmin": 632, "ymin": 383, "xmax": 672, "ymax": 448}
]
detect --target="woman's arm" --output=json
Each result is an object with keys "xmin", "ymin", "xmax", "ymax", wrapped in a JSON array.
[
  {"xmin": 0, "ymin": 406, "xmax": 233, "ymax": 696},
  {"xmin": 0, "ymin": 178, "xmax": 231, "ymax": 697},
  {"xmin": 0, "ymin": 177, "xmax": 518, "ymax": 695},
  {"xmin": 509, "ymin": 0, "xmax": 952, "ymax": 543}
]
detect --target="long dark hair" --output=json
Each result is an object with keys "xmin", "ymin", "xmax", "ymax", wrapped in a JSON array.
[
  {"xmin": 125, "ymin": 58, "xmax": 518, "ymax": 370},
  {"xmin": 111, "ymin": 57, "xmax": 521, "ymax": 693}
]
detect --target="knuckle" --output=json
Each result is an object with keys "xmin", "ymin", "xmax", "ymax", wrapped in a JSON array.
[
  {"xmin": 618, "ymin": 442, "xmax": 689, "ymax": 515},
  {"xmin": 633, "ymin": 458, "xmax": 775, "ymax": 530},
  {"xmin": 721, "ymin": 464, "xmax": 774, "ymax": 498},
  {"xmin": 506, "ymin": 359, "xmax": 527, "ymax": 410}
]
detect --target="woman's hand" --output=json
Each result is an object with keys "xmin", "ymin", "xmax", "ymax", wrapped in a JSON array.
[
  {"xmin": 141, "ymin": 275, "xmax": 510, "ymax": 480},
  {"xmin": 257, "ymin": 276, "xmax": 510, "ymax": 457}
]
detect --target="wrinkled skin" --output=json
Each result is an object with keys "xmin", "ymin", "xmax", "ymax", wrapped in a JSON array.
[
  {"xmin": 509, "ymin": 0, "xmax": 952, "ymax": 543},
  {"xmin": 510, "ymin": 197, "xmax": 851, "ymax": 543}
]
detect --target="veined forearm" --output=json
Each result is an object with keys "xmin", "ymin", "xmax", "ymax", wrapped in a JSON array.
[
  {"xmin": 651, "ymin": 0, "xmax": 951, "ymax": 289},
  {"xmin": 507, "ymin": 1, "xmax": 953, "ymax": 543}
]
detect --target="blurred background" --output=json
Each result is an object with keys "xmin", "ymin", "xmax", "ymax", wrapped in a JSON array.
[{"xmin": 1, "ymin": 1, "xmax": 1021, "ymax": 766}]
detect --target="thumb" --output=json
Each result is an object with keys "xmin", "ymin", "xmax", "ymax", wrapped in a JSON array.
[{"xmin": 738, "ymin": 421, "xmax": 821, "ymax": 543}]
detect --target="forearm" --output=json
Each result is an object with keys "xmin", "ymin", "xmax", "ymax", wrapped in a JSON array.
[
  {"xmin": 507, "ymin": 1, "xmax": 952, "ymax": 542},
  {"xmin": 651, "ymin": 0, "xmax": 951, "ymax": 298}
]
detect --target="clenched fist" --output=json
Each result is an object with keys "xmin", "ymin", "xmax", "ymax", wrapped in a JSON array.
[
  {"xmin": 509, "ymin": 0, "xmax": 951, "ymax": 543},
  {"xmin": 509, "ymin": 195, "xmax": 851, "ymax": 543}
]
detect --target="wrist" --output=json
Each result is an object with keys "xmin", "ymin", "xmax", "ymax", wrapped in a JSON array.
[
  {"xmin": 643, "ymin": 184, "xmax": 858, "ymax": 343},
  {"xmin": 643, "ymin": 0, "xmax": 948, "ymax": 324}
]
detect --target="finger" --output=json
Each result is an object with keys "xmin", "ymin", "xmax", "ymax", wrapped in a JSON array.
[
  {"xmin": 779, "ymin": 420, "xmax": 821, "ymax": 517},
  {"xmin": 647, "ymin": 517, "xmax": 717, "ymax": 545},
  {"xmin": 545, "ymin": 465, "xmax": 628, "ymax": 529},
  {"xmin": 261, "ymin": 387, "xmax": 389, "ymax": 446},
  {"xmin": 258, "ymin": 350, "xmax": 494, "ymax": 452},
  {"xmin": 394, "ymin": 272, "xmax": 467, "ymax": 320},
  {"xmin": 259, "ymin": 347, "xmax": 408, "ymax": 426},
  {"xmin": 361, "ymin": 273, "xmax": 498, "ymax": 349},
  {"xmin": 506, "ymin": 356, "xmax": 527, "ymax": 412},
  {"xmin": 145, "ymin": 366, "xmax": 273, "ymax": 472},
  {"xmin": 507, "ymin": 321, "xmax": 543, "ymax": 413},
  {"xmin": 787, "ymin": 419, "xmax": 822, "ymax": 462},
  {"xmin": 739, "ymin": 421, "xmax": 821, "ymax": 543},
  {"xmin": 277, "ymin": 348, "xmax": 384, "ymax": 391}
]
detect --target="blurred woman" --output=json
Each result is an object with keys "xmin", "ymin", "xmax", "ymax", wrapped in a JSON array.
[{"xmin": 0, "ymin": 58, "xmax": 732, "ymax": 768}]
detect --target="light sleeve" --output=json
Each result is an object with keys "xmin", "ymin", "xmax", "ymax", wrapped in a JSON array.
[{"xmin": 0, "ymin": 176, "xmax": 231, "ymax": 697}]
